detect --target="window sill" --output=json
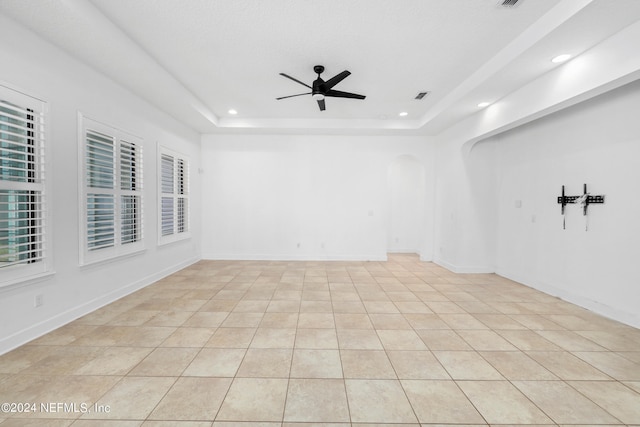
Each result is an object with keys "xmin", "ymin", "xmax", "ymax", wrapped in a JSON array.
[
  {"xmin": 0, "ymin": 270, "xmax": 56, "ymax": 293},
  {"xmin": 79, "ymin": 247, "xmax": 147, "ymax": 269},
  {"xmin": 158, "ymin": 232, "xmax": 192, "ymax": 247}
]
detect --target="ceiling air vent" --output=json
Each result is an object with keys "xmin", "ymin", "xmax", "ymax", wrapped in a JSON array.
[
  {"xmin": 415, "ymin": 91, "xmax": 430, "ymax": 100},
  {"xmin": 500, "ymin": 0, "xmax": 521, "ymax": 7}
]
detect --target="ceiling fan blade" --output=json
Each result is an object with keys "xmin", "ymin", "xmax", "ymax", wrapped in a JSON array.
[
  {"xmin": 317, "ymin": 99, "xmax": 326, "ymax": 111},
  {"xmin": 325, "ymin": 89, "xmax": 366, "ymax": 100},
  {"xmin": 276, "ymin": 92, "xmax": 311, "ymax": 100},
  {"xmin": 279, "ymin": 73, "xmax": 312, "ymax": 89},
  {"xmin": 323, "ymin": 70, "xmax": 351, "ymax": 90}
]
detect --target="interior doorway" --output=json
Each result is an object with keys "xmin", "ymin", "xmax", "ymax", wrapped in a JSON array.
[{"xmin": 387, "ymin": 155, "xmax": 426, "ymax": 255}]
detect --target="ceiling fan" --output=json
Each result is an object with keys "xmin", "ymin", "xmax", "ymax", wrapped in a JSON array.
[{"xmin": 277, "ymin": 65, "xmax": 366, "ymax": 111}]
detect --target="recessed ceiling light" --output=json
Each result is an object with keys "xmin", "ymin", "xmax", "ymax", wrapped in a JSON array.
[
  {"xmin": 399, "ymin": 112, "xmax": 408, "ymax": 117},
  {"xmin": 228, "ymin": 109, "xmax": 238, "ymax": 115},
  {"xmin": 477, "ymin": 102, "xmax": 491, "ymax": 108},
  {"xmin": 551, "ymin": 54, "xmax": 572, "ymax": 63}
]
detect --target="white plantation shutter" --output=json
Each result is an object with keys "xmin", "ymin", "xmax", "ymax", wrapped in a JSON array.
[
  {"xmin": 85, "ymin": 130, "xmax": 115, "ymax": 251},
  {"xmin": 0, "ymin": 86, "xmax": 50, "ymax": 286},
  {"xmin": 177, "ymin": 197, "xmax": 186, "ymax": 233},
  {"xmin": 80, "ymin": 116, "xmax": 143, "ymax": 264},
  {"xmin": 121, "ymin": 195, "xmax": 140, "ymax": 244},
  {"xmin": 120, "ymin": 140, "xmax": 142, "ymax": 245},
  {"xmin": 86, "ymin": 194, "xmax": 115, "ymax": 251},
  {"xmin": 0, "ymin": 191, "xmax": 45, "ymax": 265},
  {"xmin": 159, "ymin": 148, "xmax": 189, "ymax": 244},
  {"xmin": 161, "ymin": 153, "xmax": 174, "ymax": 236},
  {"xmin": 86, "ymin": 130, "xmax": 114, "ymax": 189},
  {"xmin": 177, "ymin": 158, "xmax": 187, "ymax": 233}
]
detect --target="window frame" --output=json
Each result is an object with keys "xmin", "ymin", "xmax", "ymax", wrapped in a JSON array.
[
  {"xmin": 0, "ymin": 84, "xmax": 52, "ymax": 287},
  {"xmin": 157, "ymin": 146, "xmax": 190, "ymax": 245},
  {"xmin": 78, "ymin": 114, "xmax": 144, "ymax": 266}
]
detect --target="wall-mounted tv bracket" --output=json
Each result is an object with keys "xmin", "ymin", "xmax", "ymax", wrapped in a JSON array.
[{"xmin": 557, "ymin": 184, "xmax": 605, "ymax": 229}]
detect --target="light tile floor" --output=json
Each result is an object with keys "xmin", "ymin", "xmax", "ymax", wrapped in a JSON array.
[{"xmin": 1, "ymin": 253, "xmax": 640, "ymax": 426}]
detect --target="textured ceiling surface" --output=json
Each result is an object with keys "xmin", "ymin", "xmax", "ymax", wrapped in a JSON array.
[{"xmin": 1, "ymin": 0, "xmax": 639, "ymax": 133}]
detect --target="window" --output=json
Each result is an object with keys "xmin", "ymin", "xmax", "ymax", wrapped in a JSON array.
[
  {"xmin": 80, "ymin": 115, "xmax": 143, "ymax": 264},
  {"xmin": 158, "ymin": 147, "xmax": 190, "ymax": 244},
  {"xmin": 0, "ymin": 86, "xmax": 50, "ymax": 286}
]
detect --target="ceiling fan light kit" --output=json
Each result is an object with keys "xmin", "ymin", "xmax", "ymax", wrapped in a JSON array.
[{"xmin": 277, "ymin": 65, "xmax": 366, "ymax": 111}]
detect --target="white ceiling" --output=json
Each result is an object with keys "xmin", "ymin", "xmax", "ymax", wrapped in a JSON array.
[{"xmin": 2, "ymin": 0, "xmax": 640, "ymax": 134}]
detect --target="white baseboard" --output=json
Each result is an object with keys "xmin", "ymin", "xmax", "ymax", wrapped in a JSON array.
[
  {"xmin": 202, "ymin": 253, "xmax": 388, "ymax": 262},
  {"xmin": 0, "ymin": 257, "xmax": 199, "ymax": 355},
  {"xmin": 433, "ymin": 256, "xmax": 495, "ymax": 274},
  {"xmin": 419, "ymin": 251, "xmax": 433, "ymax": 262},
  {"xmin": 496, "ymin": 268, "xmax": 640, "ymax": 329}
]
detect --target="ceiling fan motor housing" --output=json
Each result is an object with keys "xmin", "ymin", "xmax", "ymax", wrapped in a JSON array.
[
  {"xmin": 312, "ymin": 79, "xmax": 325, "ymax": 97},
  {"xmin": 313, "ymin": 65, "xmax": 326, "ymax": 97}
]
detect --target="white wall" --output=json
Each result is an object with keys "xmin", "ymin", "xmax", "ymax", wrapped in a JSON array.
[
  {"xmin": 201, "ymin": 134, "xmax": 435, "ymax": 261},
  {"xmin": 433, "ymin": 136, "xmax": 499, "ymax": 273},
  {"xmin": 486, "ymin": 80, "xmax": 640, "ymax": 327},
  {"xmin": 0, "ymin": 16, "xmax": 202, "ymax": 353}
]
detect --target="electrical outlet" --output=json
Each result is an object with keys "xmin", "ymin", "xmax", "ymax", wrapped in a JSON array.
[{"xmin": 34, "ymin": 294, "xmax": 43, "ymax": 308}]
